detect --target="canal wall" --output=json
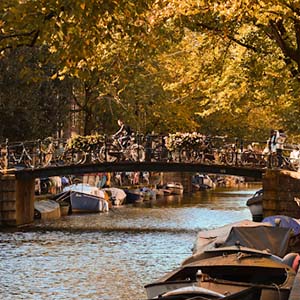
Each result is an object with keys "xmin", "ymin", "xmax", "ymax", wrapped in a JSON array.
[
  {"xmin": 263, "ymin": 169, "xmax": 300, "ymax": 219},
  {"xmin": 0, "ymin": 174, "xmax": 35, "ymax": 226}
]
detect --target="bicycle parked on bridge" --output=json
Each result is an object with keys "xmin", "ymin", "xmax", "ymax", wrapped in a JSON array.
[
  {"xmin": 7, "ymin": 141, "xmax": 36, "ymax": 168},
  {"xmin": 268, "ymin": 149, "xmax": 298, "ymax": 171},
  {"xmin": 37, "ymin": 138, "xmax": 87, "ymax": 167},
  {"xmin": 99, "ymin": 134, "xmax": 146, "ymax": 162},
  {"xmin": 148, "ymin": 135, "xmax": 169, "ymax": 162}
]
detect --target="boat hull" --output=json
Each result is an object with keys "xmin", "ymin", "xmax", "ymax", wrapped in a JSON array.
[
  {"xmin": 34, "ymin": 200, "xmax": 61, "ymax": 220},
  {"xmin": 246, "ymin": 189, "xmax": 263, "ymax": 222},
  {"xmin": 124, "ymin": 189, "xmax": 141, "ymax": 203},
  {"xmin": 165, "ymin": 182, "xmax": 184, "ymax": 195},
  {"xmin": 145, "ymin": 224, "xmax": 298, "ymax": 300},
  {"xmin": 145, "ymin": 256, "xmax": 295, "ymax": 300},
  {"xmin": 70, "ymin": 192, "xmax": 108, "ymax": 213}
]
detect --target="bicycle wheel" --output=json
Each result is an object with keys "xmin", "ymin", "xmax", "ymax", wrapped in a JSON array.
[
  {"xmin": 152, "ymin": 144, "xmax": 168, "ymax": 162},
  {"xmin": 224, "ymin": 150, "xmax": 235, "ymax": 165},
  {"xmin": 24, "ymin": 155, "xmax": 35, "ymax": 168},
  {"xmin": 179, "ymin": 148, "xmax": 189, "ymax": 162},
  {"xmin": 190, "ymin": 149, "xmax": 201, "ymax": 162},
  {"xmin": 130, "ymin": 144, "xmax": 145, "ymax": 162},
  {"xmin": 41, "ymin": 152, "xmax": 53, "ymax": 167},
  {"xmin": 240, "ymin": 151, "xmax": 255, "ymax": 166},
  {"xmin": 63, "ymin": 150, "xmax": 86, "ymax": 165},
  {"xmin": 179, "ymin": 148, "xmax": 199, "ymax": 162},
  {"xmin": 98, "ymin": 145, "xmax": 118, "ymax": 162}
]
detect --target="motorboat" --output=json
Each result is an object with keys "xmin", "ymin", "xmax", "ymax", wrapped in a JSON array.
[
  {"xmin": 102, "ymin": 187, "xmax": 127, "ymax": 206},
  {"xmin": 52, "ymin": 183, "xmax": 109, "ymax": 213},
  {"xmin": 262, "ymin": 215, "xmax": 300, "ymax": 235},
  {"xmin": 124, "ymin": 188, "xmax": 142, "ymax": 204},
  {"xmin": 145, "ymin": 222, "xmax": 300, "ymax": 300},
  {"xmin": 246, "ymin": 189, "xmax": 263, "ymax": 221},
  {"xmin": 146, "ymin": 248, "xmax": 295, "ymax": 300},
  {"xmin": 34, "ymin": 199, "xmax": 61, "ymax": 220},
  {"xmin": 165, "ymin": 182, "xmax": 184, "ymax": 195},
  {"xmin": 192, "ymin": 174, "xmax": 216, "ymax": 191},
  {"xmin": 147, "ymin": 286, "xmax": 261, "ymax": 300},
  {"xmin": 140, "ymin": 187, "xmax": 157, "ymax": 201}
]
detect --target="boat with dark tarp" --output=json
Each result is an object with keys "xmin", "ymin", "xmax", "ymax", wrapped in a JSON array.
[{"xmin": 145, "ymin": 221, "xmax": 300, "ymax": 300}]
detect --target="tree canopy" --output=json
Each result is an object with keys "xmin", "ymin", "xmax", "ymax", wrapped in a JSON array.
[{"xmin": 1, "ymin": 0, "xmax": 300, "ymax": 141}]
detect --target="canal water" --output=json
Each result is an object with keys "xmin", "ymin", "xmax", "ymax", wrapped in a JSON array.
[{"xmin": 0, "ymin": 183, "xmax": 261, "ymax": 300}]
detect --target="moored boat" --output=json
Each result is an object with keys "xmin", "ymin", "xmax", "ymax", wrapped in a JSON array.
[
  {"xmin": 69, "ymin": 191, "xmax": 109, "ymax": 213},
  {"xmin": 246, "ymin": 189, "xmax": 263, "ymax": 221},
  {"xmin": 140, "ymin": 187, "xmax": 157, "ymax": 201},
  {"xmin": 34, "ymin": 199, "xmax": 61, "ymax": 220},
  {"xmin": 192, "ymin": 173, "xmax": 216, "ymax": 191},
  {"xmin": 145, "ymin": 222, "xmax": 300, "ymax": 300},
  {"xmin": 262, "ymin": 215, "xmax": 300, "ymax": 235},
  {"xmin": 165, "ymin": 182, "xmax": 184, "ymax": 195},
  {"xmin": 148, "ymin": 285, "xmax": 262, "ymax": 300},
  {"xmin": 52, "ymin": 183, "xmax": 109, "ymax": 213},
  {"xmin": 124, "ymin": 188, "xmax": 141, "ymax": 204},
  {"xmin": 102, "ymin": 187, "xmax": 127, "ymax": 206}
]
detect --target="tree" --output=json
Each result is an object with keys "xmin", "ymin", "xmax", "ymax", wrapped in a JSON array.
[
  {"xmin": 0, "ymin": 47, "xmax": 72, "ymax": 141},
  {"xmin": 3, "ymin": 1, "xmax": 300, "ymax": 140}
]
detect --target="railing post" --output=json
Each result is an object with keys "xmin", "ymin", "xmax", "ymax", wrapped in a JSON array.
[
  {"xmin": 239, "ymin": 138, "xmax": 244, "ymax": 166},
  {"xmin": 104, "ymin": 134, "xmax": 107, "ymax": 162},
  {"xmin": 136, "ymin": 131, "xmax": 140, "ymax": 161},
  {"xmin": 4, "ymin": 138, "xmax": 9, "ymax": 170},
  {"xmin": 240, "ymin": 139, "xmax": 244, "ymax": 154},
  {"xmin": 234, "ymin": 137, "xmax": 238, "ymax": 165},
  {"xmin": 145, "ymin": 134, "xmax": 152, "ymax": 162},
  {"xmin": 37, "ymin": 139, "xmax": 42, "ymax": 168}
]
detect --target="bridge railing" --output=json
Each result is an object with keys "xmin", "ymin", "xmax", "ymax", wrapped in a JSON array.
[{"xmin": 0, "ymin": 135, "xmax": 300, "ymax": 172}]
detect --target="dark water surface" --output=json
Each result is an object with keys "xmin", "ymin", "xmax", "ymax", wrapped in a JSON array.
[{"xmin": 0, "ymin": 183, "xmax": 261, "ymax": 300}]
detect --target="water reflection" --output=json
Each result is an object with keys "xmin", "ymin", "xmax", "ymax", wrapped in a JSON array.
[{"xmin": 0, "ymin": 183, "xmax": 261, "ymax": 300}]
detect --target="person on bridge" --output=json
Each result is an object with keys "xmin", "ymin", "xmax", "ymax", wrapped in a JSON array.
[
  {"xmin": 265, "ymin": 129, "xmax": 277, "ymax": 167},
  {"xmin": 113, "ymin": 119, "xmax": 132, "ymax": 149},
  {"xmin": 275, "ymin": 129, "xmax": 287, "ymax": 167}
]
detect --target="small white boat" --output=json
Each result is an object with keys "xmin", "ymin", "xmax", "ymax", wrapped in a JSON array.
[
  {"xmin": 140, "ymin": 187, "xmax": 156, "ymax": 201},
  {"xmin": 165, "ymin": 182, "xmax": 184, "ymax": 195},
  {"xmin": 102, "ymin": 187, "xmax": 126, "ymax": 206},
  {"xmin": 192, "ymin": 174, "xmax": 216, "ymax": 190},
  {"xmin": 34, "ymin": 199, "xmax": 61, "ymax": 220},
  {"xmin": 246, "ymin": 189, "xmax": 263, "ymax": 221}
]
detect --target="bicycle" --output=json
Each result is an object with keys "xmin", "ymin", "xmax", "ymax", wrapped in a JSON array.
[
  {"xmin": 8, "ymin": 142, "xmax": 35, "ymax": 168},
  {"xmin": 268, "ymin": 149, "xmax": 298, "ymax": 171},
  {"xmin": 239, "ymin": 149, "xmax": 268, "ymax": 167},
  {"xmin": 38, "ymin": 138, "xmax": 87, "ymax": 167},
  {"xmin": 99, "ymin": 134, "xmax": 145, "ymax": 162}
]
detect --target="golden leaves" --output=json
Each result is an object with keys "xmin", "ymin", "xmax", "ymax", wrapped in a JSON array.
[{"xmin": 80, "ymin": 3, "xmax": 86, "ymax": 10}]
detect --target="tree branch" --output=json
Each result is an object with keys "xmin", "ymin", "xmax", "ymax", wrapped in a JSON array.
[{"xmin": 185, "ymin": 17, "xmax": 259, "ymax": 53}]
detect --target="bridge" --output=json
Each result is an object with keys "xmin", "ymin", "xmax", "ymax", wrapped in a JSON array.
[
  {"xmin": 0, "ymin": 134, "xmax": 299, "ymax": 227},
  {"xmin": 14, "ymin": 161, "xmax": 264, "ymax": 180}
]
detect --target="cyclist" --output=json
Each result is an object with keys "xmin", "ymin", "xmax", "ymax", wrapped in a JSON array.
[{"xmin": 112, "ymin": 119, "xmax": 132, "ymax": 149}]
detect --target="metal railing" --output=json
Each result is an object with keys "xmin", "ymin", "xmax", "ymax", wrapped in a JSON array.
[{"xmin": 0, "ymin": 135, "xmax": 299, "ymax": 172}]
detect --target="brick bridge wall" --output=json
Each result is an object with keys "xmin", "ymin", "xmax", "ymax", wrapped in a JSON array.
[
  {"xmin": 263, "ymin": 170, "xmax": 300, "ymax": 219},
  {"xmin": 0, "ymin": 174, "xmax": 35, "ymax": 226}
]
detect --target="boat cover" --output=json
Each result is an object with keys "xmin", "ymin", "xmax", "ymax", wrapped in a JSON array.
[
  {"xmin": 192, "ymin": 220, "xmax": 271, "ymax": 255},
  {"xmin": 63, "ymin": 183, "xmax": 106, "ymax": 198},
  {"xmin": 222, "ymin": 226, "xmax": 291, "ymax": 257},
  {"xmin": 262, "ymin": 215, "xmax": 300, "ymax": 235}
]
